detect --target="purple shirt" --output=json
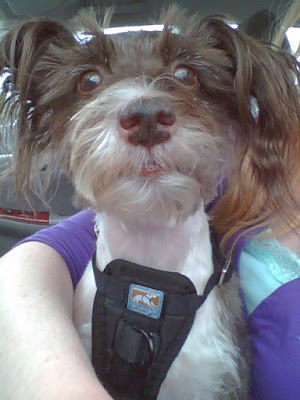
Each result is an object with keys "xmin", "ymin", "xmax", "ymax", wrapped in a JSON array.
[
  {"xmin": 248, "ymin": 278, "xmax": 300, "ymax": 400},
  {"xmin": 20, "ymin": 209, "xmax": 300, "ymax": 399},
  {"xmin": 21, "ymin": 210, "xmax": 96, "ymax": 288}
]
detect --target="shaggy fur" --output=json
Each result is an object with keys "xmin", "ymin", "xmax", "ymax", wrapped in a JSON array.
[
  {"xmin": 0, "ymin": 7, "xmax": 299, "ymax": 248},
  {"xmin": 0, "ymin": 4, "xmax": 299, "ymax": 399}
]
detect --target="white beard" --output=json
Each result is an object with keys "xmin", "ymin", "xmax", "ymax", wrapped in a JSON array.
[{"xmin": 91, "ymin": 172, "xmax": 202, "ymax": 226}]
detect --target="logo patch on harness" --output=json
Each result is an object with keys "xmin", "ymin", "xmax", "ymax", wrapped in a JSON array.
[{"xmin": 127, "ymin": 284, "xmax": 164, "ymax": 319}]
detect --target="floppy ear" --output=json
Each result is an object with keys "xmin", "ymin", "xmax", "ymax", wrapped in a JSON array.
[
  {"xmin": 0, "ymin": 19, "xmax": 76, "ymax": 196},
  {"xmin": 0, "ymin": 18, "xmax": 76, "ymax": 110},
  {"xmin": 202, "ymin": 18, "xmax": 300, "ymax": 245}
]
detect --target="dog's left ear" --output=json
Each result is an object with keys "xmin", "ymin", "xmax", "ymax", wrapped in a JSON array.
[
  {"xmin": 203, "ymin": 17, "xmax": 300, "ymax": 238},
  {"xmin": 203, "ymin": 17, "xmax": 299, "ymax": 142}
]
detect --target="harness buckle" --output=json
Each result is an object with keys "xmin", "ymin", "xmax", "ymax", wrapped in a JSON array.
[
  {"xmin": 113, "ymin": 319, "xmax": 157, "ymax": 368},
  {"xmin": 218, "ymin": 260, "xmax": 231, "ymax": 287},
  {"xmin": 137, "ymin": 329, "xmax": 155, "ymax": 368},
  {"xmin": 94, "ymin": 223, "xmax": 99, "ymax": 239}
]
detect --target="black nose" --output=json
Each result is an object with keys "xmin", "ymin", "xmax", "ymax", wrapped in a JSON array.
[{"xmin": 119, "ymin": 99, "xmax": 175, "ymax": 147}]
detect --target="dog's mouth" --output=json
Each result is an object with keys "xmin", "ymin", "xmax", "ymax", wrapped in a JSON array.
[{"xmin": 140, "ymin": 162, "xmax": 163, "ymax": 177}]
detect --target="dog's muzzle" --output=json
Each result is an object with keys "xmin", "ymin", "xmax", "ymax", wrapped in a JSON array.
[{"xmin": 119, "ymin": 98, "xmax": 175, "ymax": 148}]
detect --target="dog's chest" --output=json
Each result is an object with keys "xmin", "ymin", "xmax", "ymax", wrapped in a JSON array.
[
  {"xmin": 95, "ymin": 210, "xmax": 213, "ymax": 290},
  {"xmin": 73, "ymin": 210, "xmax": 240, "ymax": 400}
]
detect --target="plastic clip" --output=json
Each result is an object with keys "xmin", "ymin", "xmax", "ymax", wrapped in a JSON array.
[{"xmin": 218, "ymin": 260, "xmax": 231, "ymax": 287}]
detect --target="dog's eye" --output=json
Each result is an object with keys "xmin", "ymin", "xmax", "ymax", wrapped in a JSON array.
[
  {"xmin": 174, "ymin": 66, "xmax": 197, "ymax": 86},
  {"xmin": 78, "ymin": 71, "xmax": 102, "ymax": 94}
]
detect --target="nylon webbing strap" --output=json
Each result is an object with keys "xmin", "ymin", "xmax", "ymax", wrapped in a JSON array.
[
  {"xmin": 91, "ymin": 258, "xmax": 200, "ymax": 400},
  {"xmin": 91, "ymin": 228, "xmax": 234, "ymax": 400}
]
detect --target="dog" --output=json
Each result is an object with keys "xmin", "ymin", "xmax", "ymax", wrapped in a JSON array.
[{"xmin": 1, "ymin": 4, "xmax": 299, "ymax": 400}]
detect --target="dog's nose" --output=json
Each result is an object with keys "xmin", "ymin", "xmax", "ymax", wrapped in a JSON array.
[{"xmin": 119, "ymin": 99, "xmax": 175, "ymax": 147}]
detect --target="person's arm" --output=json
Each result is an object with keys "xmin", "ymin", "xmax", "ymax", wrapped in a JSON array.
[{"xmin": 0, "ymin": 242, "xmax": 112, "ymax": 400}]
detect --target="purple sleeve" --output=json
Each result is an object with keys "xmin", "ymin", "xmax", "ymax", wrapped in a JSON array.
[
  {"xmin": 248, "ymin": 278, "xmax": 300, "ymax": 400},
  {"xmin": 20, "ymin": 209, "xmax": 96, "ymax": 288},
  {"xmin": 233, "ymin": 239, "xmax": 300, "ymax": 399}
]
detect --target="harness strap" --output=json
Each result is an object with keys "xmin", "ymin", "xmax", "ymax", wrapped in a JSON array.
[{"xmin": 91, "ymin": 228, "xmax": 233, "ymax": 400}]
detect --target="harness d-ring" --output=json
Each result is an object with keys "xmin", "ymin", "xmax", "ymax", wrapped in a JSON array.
[
  {"xmin": 137, "ymin": 329, "xmax": 155, "ymax": 368},
  {"xmin": 94, "ymin": 223, "xmax": 99, "ymax": 239}
]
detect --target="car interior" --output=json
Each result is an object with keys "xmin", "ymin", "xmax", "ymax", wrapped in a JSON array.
[{"xmin": 0, "ymin": 0, "xmax": 298, "ymax": 257}]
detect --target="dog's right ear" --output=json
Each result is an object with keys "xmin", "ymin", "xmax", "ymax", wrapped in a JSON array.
[
  {"xmin": 0, "ymin": 19, "xmax": 77, "ymax": 200},
  {"xmin": 0, "ymin": 18, "xmax": 76, "ymax": 103}
]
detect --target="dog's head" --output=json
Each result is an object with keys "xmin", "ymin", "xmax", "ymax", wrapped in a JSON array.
[{"xmin": 0, "ymin": 6, "xmax": 299, "ymax": 229}]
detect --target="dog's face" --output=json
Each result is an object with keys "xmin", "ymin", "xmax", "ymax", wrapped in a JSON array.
[
  {"xmin": 2, "ymin": 6, "xmax": 298, "ymax": 229},
  {"xmin": 22, "ymin": 12, "xmax": 237, "ymax": 224},
  {"xmin": 61, "ymin": 29, "xmax": 232, "ymax": 224}
]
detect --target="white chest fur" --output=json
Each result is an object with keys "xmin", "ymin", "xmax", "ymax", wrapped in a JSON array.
[{"xmin": 73, "ymin": 208, "xmax": 243, "ymax": 400}]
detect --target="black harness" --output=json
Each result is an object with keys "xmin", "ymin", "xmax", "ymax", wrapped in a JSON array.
[{"xmin": 91, "ymin": 229, "xmax": 233, "ymax": 400}]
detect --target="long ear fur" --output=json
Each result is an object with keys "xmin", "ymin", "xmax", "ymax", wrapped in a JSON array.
[
  {"xmin": 202, "ymin": 17, "xmax": 300, "ymax": 249},
  {"xmin": 0, "ymin": 19, "xmax": 76, "ymax": 91},
  {"xmin": 0, "ymin": 18, "xmax": 76, "ymax": 198}
]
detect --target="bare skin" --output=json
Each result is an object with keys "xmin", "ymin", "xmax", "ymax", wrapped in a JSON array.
[
  {"xmin": 0, "ymin": 242, "xmax": 112, "ymax": 400},
  {"xmin": 275, "ymin": 224, "xmax": 300, "ymax": 257},
  {"xmin": 273, "ymin": 189, "xmax": 300, "ymax": 257}
]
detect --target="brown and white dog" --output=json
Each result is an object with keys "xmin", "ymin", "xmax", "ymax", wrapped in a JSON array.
[{"xmin": 0, "ymin": 4, "xmax": 299, "ymax": 400}]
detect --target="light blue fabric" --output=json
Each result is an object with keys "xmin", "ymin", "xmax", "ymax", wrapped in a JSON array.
[{"xmin": 239, "ymin": 233, "xmax": 300, "ymax": 315}]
